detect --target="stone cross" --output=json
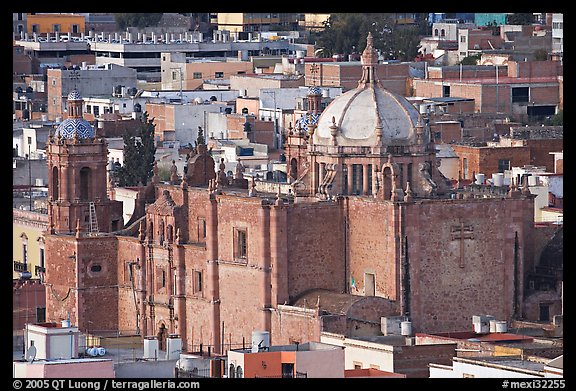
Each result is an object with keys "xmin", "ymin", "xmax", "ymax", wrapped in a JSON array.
[{"xmin": 451, "ymin": 221, "xmax": 474, "ymax": 268}]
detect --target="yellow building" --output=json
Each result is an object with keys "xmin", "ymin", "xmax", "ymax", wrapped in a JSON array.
[
  {"xmin": 13, "ymin": 209, "xmax": 48, "ymax": 280},
  {"xmin": 216, "ymin": 13, "xmax": 299, "ymax": 32},
  {"xmin": 299, "ymin": 14, "xmax": 331, "ymax": 31},
  {"xmin": 26, "ymin": 13, "xmax": 85, "ymax": 35}
]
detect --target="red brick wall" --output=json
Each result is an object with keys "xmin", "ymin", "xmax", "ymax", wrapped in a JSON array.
[
  {"xmin": 286, "ymin": 202, "xmax": 345, "ymax": 299},
  {"xmin": 404, "ymin": 197, "xmax": 534, "ymax": 333},
  {"xmin": 271, "ymin": 308, "xmax": 321, "ymax": 345},
  {"xmin": 394, "ymin": 343, "xmax": 457, "ymax": 378},
  {"xmin": 347, "ymin": 198, "xmax": 399, "ymax": 300},
  {"xmin": 526, "ymin": 139, "xmax": 564, "ymax": 171}
]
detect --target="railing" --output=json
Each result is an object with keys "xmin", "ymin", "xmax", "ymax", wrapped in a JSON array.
[{"xmin": 14, "ymin": 261, "xmax": 28, "ymax": 273}]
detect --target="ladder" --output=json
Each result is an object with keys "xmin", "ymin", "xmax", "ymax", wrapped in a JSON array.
[{"xmin": 89, "ymin": 202, "xmax": 99, "ymax": 233}]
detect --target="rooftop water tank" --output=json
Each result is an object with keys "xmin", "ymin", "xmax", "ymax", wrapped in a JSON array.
[
  {"xmin": 251, "ymin": 330, "xmax": 270, "ymax": 353},
  {"xmin": 401, "ymin": 321, "xmax": 413, "ymax": 336}
]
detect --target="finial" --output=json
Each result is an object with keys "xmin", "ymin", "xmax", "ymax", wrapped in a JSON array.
[
  {"xmin": 404, "ymin": 181, "xmax": 413, "ymax": 202},
  {"xmin": 75, "ymin": 218, "xmax": 82, "ymax": 238}
]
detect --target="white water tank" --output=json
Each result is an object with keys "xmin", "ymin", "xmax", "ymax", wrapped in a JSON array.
[
  {"xmin": 401, "ymin": 321, "xmax": 413, "ymax": 336},
  {"xmin": 489, "ymin": 319, "xmax": 497, "ymax": 333},
  {"xmin": 97, "ymin": 347, "xmax": 106, "ymax": 356},
  {"xmin": 143, "ymin": 336, "xmax": 159, "ymax": 359},
  {"xmin": 475, "ymin": 173, "xmax": 485, "ymax": 185},
  {"xmin": 86, "ymin": 347, "xmax": 99, "ymax": 357},
  {"xmin": 166, "ymin": 334, "xmax": 182, "ymax": 360},
  {"xmin": 61, "ymin": 319, "xmax": 70, "ymax": 328},
  {"xmin": 495, "ymin": 321, "xmax": 508, "ymax": 333},
  {"xmin": 492, "ymin": 173, "xmax": 504, "ymax": 187},
  {"xmin": 251, "ymin": 330, "xmax": 270, "ymax": 353}
]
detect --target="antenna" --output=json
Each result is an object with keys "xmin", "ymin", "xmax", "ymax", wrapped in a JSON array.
[
  {"xmin": 69, "ymin": 68, "xmax": 80, "ymax": 89},
  {"xmin": 26, "ymin": 345, "xmax": 37, "ymax": 362}
]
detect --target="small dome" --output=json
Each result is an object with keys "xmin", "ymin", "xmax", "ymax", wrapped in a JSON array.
[
  {"xmin": 296, "ymin": 113, "xmax": 321, "ymax": 132},
  {"xmin": 67, "ymin": 89, "xmax": 83, "ymax": 101},
  {"xmin": 308, "ymin": 86, "xmax": 322, "ymax": 96},
  {"xmin": 54, "ymin": 118, "xmax": 95, "ymax": 139}
]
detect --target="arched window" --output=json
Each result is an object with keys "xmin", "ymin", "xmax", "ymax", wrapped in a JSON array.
[
  {"xmin": 382, "ymin": 166, "xmax": 393, "ymax": 200},
  {"xmin": 229, "ymin": 364, "xmax": 235, "ymax": 378},
  {"xmin": 290, "ymin": 158, "xmax": 298, "ymax": 180},
  {"xmin": 51, "ymin": 166, "xmax": 59, "ymax": 200},
  {"xmin": 80, "ymin": 167, "xmax": 91, "ymax": 200},
  {"xmin": 235, "ymin": 366, "xmax": 243, "ymax": 378}
]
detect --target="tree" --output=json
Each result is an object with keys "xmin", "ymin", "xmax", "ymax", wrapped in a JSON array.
[
  {"xmin": 116, "ymin": 112, "xmax": 157, "ymax": 186},
  {"xmin": 506, "ymin": 13, "xmax": 534, "ymax": 25},
  {"xmin": 312, "ymin": 13, "xmax": 430, "ymax": 62},
  {"xmin": 460, "ymin": 54, "xmax": 481, "ymax": 65},
  {"xmin": 114, "ymin": 13, "xmax": 163, "ymax": 30},
  {"xmin": 533, "ymin": 49, "xmax": 548, "ymax": 61}
]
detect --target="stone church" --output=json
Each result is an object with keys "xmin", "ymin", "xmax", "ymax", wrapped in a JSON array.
[{"xmin": 43, "ymin": 33, "xmax": 561, "ymax": 354}]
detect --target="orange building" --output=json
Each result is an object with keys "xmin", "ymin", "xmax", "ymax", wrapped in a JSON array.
[
  {"xmin": 227, "ymin": 334, "xmax": 344, "ymax": 378},
  {"xmin": 26, "ymin": 13, "xmax": 85, "ymax": 35}
]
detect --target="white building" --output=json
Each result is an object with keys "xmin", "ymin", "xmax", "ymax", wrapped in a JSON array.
[{"xmin": 429, "ymin": 355, "xmax": 563, "ymax": 378}]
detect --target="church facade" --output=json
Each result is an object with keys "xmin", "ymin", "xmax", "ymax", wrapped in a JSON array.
[{"xmin": 43, "ymin": 34, "xmax": 560, "ymax": 354}]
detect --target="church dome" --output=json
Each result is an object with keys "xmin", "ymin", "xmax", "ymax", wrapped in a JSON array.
[
  {"xmin": 54, "ymin": 88, "xmax": 95, "ymax": 139},
  {"xmin": 312, "ymin": 32, "xmax": 421, "ymax": 147},
  {"xmin": 314, "ymin": 87, "xmax": 420, "ymax": 146},
  {"xmin": 54, "ymin": 118, "xmax": 95, "ymax": 139}
]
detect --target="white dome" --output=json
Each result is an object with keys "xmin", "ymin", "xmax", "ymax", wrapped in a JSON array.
[{"xmin": 313, "ymin": 86, "xmax": 420, "ymax": 146}]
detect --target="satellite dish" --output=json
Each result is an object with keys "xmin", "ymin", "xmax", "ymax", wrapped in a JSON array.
[{"xmin": 26, "ymin": 345, "xmax": 37, "ymax": 362}]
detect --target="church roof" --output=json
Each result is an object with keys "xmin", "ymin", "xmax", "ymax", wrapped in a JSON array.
[
  {"xmin": 312, "ymin": 32, "xmax": 420, "ymax": 147},
  {"xmin": 54, "ymin": 118, "xmax": 95, "ymax": 139}
]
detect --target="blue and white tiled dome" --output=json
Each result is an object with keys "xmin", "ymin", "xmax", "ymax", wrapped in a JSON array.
[
  {"xmin": 67, "ymin": 89, "xmax": 83, "ymax": 101},
  {"xmin": 55, "ymin": 118, "xmax": 95, "ymax": 139},
  {"xmin": 295, "ymin": 113, "xmax": 321, "ymax": 132},
  {"xmin": 308, "ymin": 86, "xmax": 322, "ymax": 96},
  {"xmin": 54, "ymin": 88, "xmax": 95, "ymax": 139}
]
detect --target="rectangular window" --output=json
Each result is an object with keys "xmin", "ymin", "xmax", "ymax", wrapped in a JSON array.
[
  {"xmin": 39, "ymin": 248, "xmax": 45, "ymax": 269},
  {"xmin": 93, "ymin": 106, "xmax": 99, "ymax": 116},
  {"xmin": 512, "ymin": 87, "xmax": 529, "ymax": 103},
  {"xmin": 194, "ymin": 270, "xmax": 202, "ymax": 294},
  {"xmin": 498, "ymin": 159, "xmax": 510, "ymax": 173},
  {"xmin": 32, "ymin": 25, "xmax": 39, "ymax": 33},
  {"xmin": 172, "ymin": 70, "xmax": 179, "ymax": 81},
  {"xmin": 72, "ymin": 24, "xmax": 79, "ymax": 34},
  {"xmin": 193, "ymin": 72, "xmax": 202, "ymax": 79},
  {"xmin": 198, "ymin": 218, "xmax": 206, "ymax": 241},
  {"xmin": 443, "ymin": 85, "xmax": 450, "ymax": 98},
  {"xmin": 460, "ymin": 36, "xmax": 466, "ymax": 43},
  {"xmin": 364, "ymin": 272, "xmax": 375, "ymax": 296},
  {"xmin": 22, "ymin": 244, "xmax": 28, "ymax": 265},
  {"xmin": 52, "ymin": 24, "xmax": 61, "ymax": 33},
  {"xmin": 215, "ymin": 71, "xmax": 224, "ymax": 79},
  {"xmin": 234, "ymin": 228, "xmax": 248, "ymax": 260}
]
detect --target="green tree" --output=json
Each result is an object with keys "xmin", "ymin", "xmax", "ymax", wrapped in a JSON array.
[
  {"xmin": 312, "ymin": 13, "xmax": 429, "ymax": 62},
  {"xmin": 114, "ymin": 13, "xmax": 163, "ymax": 29},
  {"xmin": 506, "ymin": 13, "xmax": 534, "ymax": 25},
  {"xmin": 533, "ymin": 49, "xmax": 548, "ymax": 61},
  {"xmin": 550, "ymin": 110, "xmax": 563, "ymax": 126},
  {"xmin": 116, "ymin": 112, "xmax": 157, "ymax": 186},
  {"xmin": 460, "ymin": 54, "xmax": 481, "ymax": 65}
]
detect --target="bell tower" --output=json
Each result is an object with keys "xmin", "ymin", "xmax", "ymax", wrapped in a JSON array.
[{"xmin": 47, "ymin": 88, "xmax": 114, "ymax": 233}]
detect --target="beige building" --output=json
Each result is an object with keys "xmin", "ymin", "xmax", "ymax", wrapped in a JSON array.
[
  {"xmin": 13, "ymin": 209, "xmax": 48, "ymax": 280},
  {"xmin": 215, "ymin": 13, "xmax": 299, "ymax": 33},
  {"xmin": 161, "ymin": 52, "xmax": 254, "ymax": 91}
]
